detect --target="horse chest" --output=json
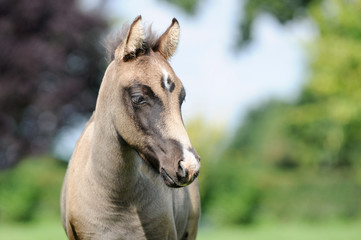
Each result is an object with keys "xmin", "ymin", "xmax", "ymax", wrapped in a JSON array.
[
  {"xmin": 132, "ymin": 175, "xmax": 191, "ymax": 232},
  {"xmin": 92, "ymin": 176, "xmax": 190, "ymax": 239},
  {"xmin": 71, "ymin": 189, "xmax": 189, "ymax": 240}
]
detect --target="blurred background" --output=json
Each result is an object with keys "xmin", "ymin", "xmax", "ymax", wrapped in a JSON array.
[{"xmin": 1, "ymin": 0, "xmax": 361, "ymax": 239}]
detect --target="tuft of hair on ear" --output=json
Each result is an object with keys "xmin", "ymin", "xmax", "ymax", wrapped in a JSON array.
[
  {"xmin": 104, "ymin": 24, "xmax": 129, "ymax": 63},
  {"xmin": 154, "ymin": 18, "xmax": 180, "ymax": 60},
  {"xmin": 114, "ymin": 15, "xmax": 144, "ymax": 61}
]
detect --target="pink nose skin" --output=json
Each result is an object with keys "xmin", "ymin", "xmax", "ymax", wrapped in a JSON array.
[{"xmin": 176, "ymin": 149, "xmax": 200, "ymax": 185}]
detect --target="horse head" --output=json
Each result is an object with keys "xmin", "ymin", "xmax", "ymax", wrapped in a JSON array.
[{"xmin": 102, "ymin": 16, "xmax": 200, "ymax": 188}]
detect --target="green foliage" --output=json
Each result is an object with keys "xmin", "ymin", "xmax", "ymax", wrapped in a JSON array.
[
  {"xmin": 239, "ymin": 0, "xmax": 317, "ymax": 45},
  {"xmin": 285, "ymin": 0, "xmax": 361, "ymax": 168},
  {"xmin": 232, "ymin": 0, "xmax": 361, "ymax": 169},
  {"xmin": 291, "ymin": 0, "xmax": 361, "ymax": 168},
  {"xmin": 0, "ymin": 172, "xmax": 40, "ymax": 222},
  {"xmin": 230, "ymin": 100, "xmax": 295, "ymax": 168},
  {"xmin": 3, "ymin": 0, "xmax": 361, "ymax": 232},
  {"xmin": 187, "ymin": 118, "xmax": 262, "ymax": 225},
  {"xmin": 210, "ymin": 0, "xmax": 361, "ymax": 225},
  {"xmin": 204, "ymin": 160, "xmax": 261, "ymax": 225},
  {"xmin": 0, "ymin": 157, "xmax": 66, "ymax": 223},
  {"xmin": 185, "ymin": 0, "xmax": 361, "ymax": 226},
  {"xmin": 3, "ymin": 2, "xmax": 361, "ymax": 226},
  {"xmin": 257, "ymin": 169, "xmax": 361, "ymax": 222},
  {"xmin": 186, "ymin": 118, "xmax": 225, "ymax": 205}
]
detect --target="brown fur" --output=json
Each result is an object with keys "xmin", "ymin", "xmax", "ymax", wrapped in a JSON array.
[{"xmin": 61, "ymin": 16, "xmax": 200, "ymax": 240}]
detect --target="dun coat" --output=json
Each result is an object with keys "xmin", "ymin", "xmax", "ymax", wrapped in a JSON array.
[{"xmin": 61, "ymin": 16, "xmax": 201, "ymax": 240}]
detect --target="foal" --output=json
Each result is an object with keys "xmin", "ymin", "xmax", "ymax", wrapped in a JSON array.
[{"xmin": 61, "ymin": 16, "xmax": 201, "ymax": 240}]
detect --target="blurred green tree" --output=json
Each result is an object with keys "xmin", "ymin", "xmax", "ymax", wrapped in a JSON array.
[
  {"xmin": 224, "ymin": 0, "xmax": 361, "ymax": 223},
  {"xmin": 0, "ymin": 157, "xmax": 66, "ymax": 222},
  {"xmin": 185, "ymin": 118, "xmax": 225, "ymax": 207},
  {"xmin": 286, "ymin": 0, "xmax": 361, "ymax": 168},
  {"xmin": 172, "ymin": 0, "xmax": 361, "ymax": 224},
  {"xmin": 238, "ymin": 0, "xmax": 318, "ymax": 46},
  {"xmin": 231, "ymin": 0, "xmax": 361, "ymax": 169}
]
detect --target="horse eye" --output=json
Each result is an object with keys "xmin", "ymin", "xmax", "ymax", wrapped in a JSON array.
[{"xmin": 131, "ymin": 95, "xmax": 146, "ymax": 105}]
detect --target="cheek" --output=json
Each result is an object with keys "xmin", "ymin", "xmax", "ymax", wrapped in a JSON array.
[
  {"xmin": 115, "ymin": 110, "xmax": 139, "ymax": 144},
  {"xmin": 134, "ymin": 104, "xmax": 164, "ymax": 135},
  {"xmin": 114, "ymin": 95, "xmax": 142, "ymax": 145}
]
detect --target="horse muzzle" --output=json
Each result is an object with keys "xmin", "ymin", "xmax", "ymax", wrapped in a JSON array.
[{"xmin": 161, "ymin": 148, "xmax": 200, "ymax": 188}]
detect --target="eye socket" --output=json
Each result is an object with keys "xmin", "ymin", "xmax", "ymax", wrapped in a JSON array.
[{"xmin": 131, "ymin": 95, "xmax": 146, "ymax": 105}]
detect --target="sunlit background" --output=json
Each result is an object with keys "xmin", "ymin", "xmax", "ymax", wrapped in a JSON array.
[{"xmin": 1, "ymin": 0, "xmax": 361, "ymax": 239}]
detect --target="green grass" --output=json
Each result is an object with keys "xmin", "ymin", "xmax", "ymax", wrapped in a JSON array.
[
  {"xmin": 0, "ymin": 220, "xmax": 360, "ymax": 240},
  {"xmin": 197, "ymin": 221, "xmax": 361, "ymax": 240},
  {"xmin": 0, "ymin": 221, "xmax": 67, "ymax": 240}
]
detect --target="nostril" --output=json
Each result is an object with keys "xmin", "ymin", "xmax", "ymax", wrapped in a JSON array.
[{"xmin": 177, "ymin": 161, "xmax": 189, "ymax": 181}]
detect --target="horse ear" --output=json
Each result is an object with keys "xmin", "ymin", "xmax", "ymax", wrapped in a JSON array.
[
  {"xmin": 155, "ymin": 18, "xmax": 180, "ymax": 59},
  {"xmin": 115, "ymin": 15, "xmax": 144, "ymax": 61}
]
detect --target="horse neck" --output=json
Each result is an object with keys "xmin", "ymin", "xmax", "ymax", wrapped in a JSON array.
[
  {"xmin": 89, "ymin": 112, "xmax": 140, "ymax": 193},
  {"xmin": 88, "ymin": 70, "xmax": 140, "ymax": 194}
]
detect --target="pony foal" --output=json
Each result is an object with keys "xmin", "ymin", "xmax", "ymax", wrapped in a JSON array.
[{"xmin": 61, "ymin": 16, "xmax": 201, "ymax": 240}]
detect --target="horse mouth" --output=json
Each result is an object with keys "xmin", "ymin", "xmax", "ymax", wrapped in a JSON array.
[
  {"xmin": 136, "ymin": 151, "xmax": 186, "ymax": 188},
  {"xmin": 161, "ymin": 168, "xmax": 182, "ymax": 188}
]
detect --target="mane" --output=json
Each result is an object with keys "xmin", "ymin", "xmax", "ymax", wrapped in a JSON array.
[{"xmin": 104, "ymin": 23, "xmax": 160, "ymax": 63}]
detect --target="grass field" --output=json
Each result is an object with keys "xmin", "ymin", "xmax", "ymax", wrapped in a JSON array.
[
  {"xmin": 197, "ymin": 221, "xmax": 361, "ymax": 240},
  {"xmin": 1, "ymin": 220, "xmax": 360, "ymax": 240},
  {"xmin": 0, "ymin": 221, "xmax": 66, "ymax": 240}
]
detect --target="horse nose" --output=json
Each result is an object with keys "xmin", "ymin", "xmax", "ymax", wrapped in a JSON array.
[
  {"xmin": 177, "ymin": 161, "xmax": 189, "ymax": 182},
  {"xmin": 176, "ymin": 155, "xmax": 200, "ymax": 185}
]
